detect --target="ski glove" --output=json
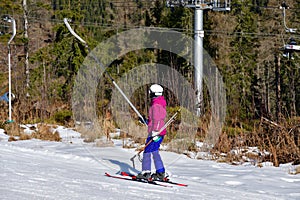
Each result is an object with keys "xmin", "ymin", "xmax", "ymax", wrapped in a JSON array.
[
  {"xmin": 139, "ymin": 116, "xmax": 148, "ymax": 125},
  {"xmin": 151, "ymin": 131, "xmax": 161, "ymax": 142}
]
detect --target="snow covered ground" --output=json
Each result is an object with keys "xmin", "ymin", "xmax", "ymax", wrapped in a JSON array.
[{"xmin": 1, "ymin": 126, "xmax": 300, "ymax": 200}]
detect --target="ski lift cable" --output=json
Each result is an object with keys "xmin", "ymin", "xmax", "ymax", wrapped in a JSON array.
[
  {"xmin": 2, "ymin": 14, "xmax": 299, "ymax": 40},
  {"xmin": 27, "ymin": 0, "xmax": 300, "ymax": 10},
  {"xmin": 24, "ymin": 15, "xmax": 297, "ymax": 39}
]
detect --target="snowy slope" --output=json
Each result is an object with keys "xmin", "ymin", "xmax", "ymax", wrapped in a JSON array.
[{"xmin": 1, "ymin": 127, "xmax": 300, "ymax": 200}]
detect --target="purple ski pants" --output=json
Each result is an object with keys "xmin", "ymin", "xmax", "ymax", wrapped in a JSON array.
[{"xmin": 141, "ymin": 136, "xmax": 165, "ymax": 173}]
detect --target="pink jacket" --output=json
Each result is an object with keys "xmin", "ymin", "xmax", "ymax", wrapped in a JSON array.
[{"xmin": 148, "ymin": 96, "xmax": 167, "ymax": 136}]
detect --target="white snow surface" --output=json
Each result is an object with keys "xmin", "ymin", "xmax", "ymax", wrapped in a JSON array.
[{"xmin": 0, "ymin": 127, "xmax": 300, "ymax": 200}]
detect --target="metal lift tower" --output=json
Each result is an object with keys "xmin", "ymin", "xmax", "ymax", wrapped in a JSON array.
[{"xmin": 167, "ymin": 0, "xmax": 230, "ymax": 116}]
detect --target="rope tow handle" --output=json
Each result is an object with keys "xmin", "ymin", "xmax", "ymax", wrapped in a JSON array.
[{"xmin": 130, "ymin": 108, "xmax": 181, "ymax": 168}]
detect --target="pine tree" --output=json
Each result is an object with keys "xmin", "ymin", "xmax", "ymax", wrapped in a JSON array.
[{"xmin": 227, "ymin": 0, "xmax": 259, "ymax": 121}]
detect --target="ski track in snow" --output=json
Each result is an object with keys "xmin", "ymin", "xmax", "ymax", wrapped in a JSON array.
[{"xmin": 1, "ymin": 130, "xmax": 300, "ymax": 200}]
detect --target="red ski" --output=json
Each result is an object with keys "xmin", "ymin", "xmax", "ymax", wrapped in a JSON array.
[
  {"xmin": 105, "ymin": 172, "xmax": 172, "ymax": 188},
  {"xmin": 120, "ymin": 172, "xmax": 188, "ymax": 187}
]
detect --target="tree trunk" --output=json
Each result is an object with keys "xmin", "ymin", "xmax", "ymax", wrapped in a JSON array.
[
  {"xmin": 22, "ymin": 0, "xmax": 30, "ymax": 96},
  {"xmin": 288, "ymin": 60, "xmax": 296, "ymax": 117},
  {"xmin": 275, "ymin": 54, "xmax": 281, "ymax": 122},
  {"xmin": 265, "ymin": 63, "xmax": 270, "ymax": 116}
]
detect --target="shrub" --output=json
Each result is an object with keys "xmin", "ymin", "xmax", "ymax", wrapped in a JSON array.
[
  {"xmin": 31, "ymin": 123, "xmax": 61, "ymax": 142},
  {"xmin": 53, "ymin": 110, "xmax": 72, "ymax": 125}
]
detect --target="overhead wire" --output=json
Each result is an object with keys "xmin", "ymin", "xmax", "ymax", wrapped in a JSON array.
[
  {"xmin": 24, "ymin": 0, "xmax": 300, "ymax": 10},
  {"xmin": 37, "ymin": 11, "xmax": 300, "ymax": 38},
  {"xmin": 0, "ymin": 13, "xmax": 296, "ymax": 41},
  {"xmin": 2, "ymin": 0, "xmax": 294, "ymax": 10},
  {"xmin": 1, "ymin": 1, "xmax": 299, "ymax": 40}
]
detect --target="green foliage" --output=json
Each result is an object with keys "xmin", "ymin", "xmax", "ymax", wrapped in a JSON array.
[
  {"xmin": 53, "ymin": 109, "xmax": 72, "ymax": 124},
  {"xmin": 226, "ymin": 0, "xmax": 259, "ymax": 121},
  {"xmin": 166, "ymin": 106, "xmax": 181, "ymax": 121},
  {"xmin": 0, "ymin": 0, "xmax": 22, "ymax": 13},
  {"xmin": 149, "ymin": 0, "xmax": 165, "ymax": 25},
  {"xmin": 30, "ymin": 10, "xmax": 90, "ymax": 101}
]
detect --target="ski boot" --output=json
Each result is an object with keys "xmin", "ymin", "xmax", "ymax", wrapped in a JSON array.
[
  {"xmin": 136, "ymin": 171, "xmax": 151, "ymax": 181},
  {"xmin": 151, "ymin": 172, "xmax": 168, "ymax": 181}
]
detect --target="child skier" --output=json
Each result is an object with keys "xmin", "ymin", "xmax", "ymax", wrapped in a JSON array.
[{"xmin": 137, "ymin": 84, "xmax": 167, "ymax": 181}]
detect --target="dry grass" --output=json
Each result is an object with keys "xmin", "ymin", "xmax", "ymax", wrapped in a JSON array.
[
  {"xmin": 4, "ymin": 122, "xmax": 61, "ymax": 142},
  {"xmin": 212, "ymin": 117, "xmax": 300, "ymax": 166},
  {"xmin": 95, "ymin": 137, "xmax": 114, "ymax": 147},
  {"xmin": 76, "ymin": 119, "xmax": 103, "ymax": 143},
  {"xmin": 31, "ymin": 124, "xmax": 61, "ymax": 142},
  {"xmin": 296, "ymin": 166, "xmax": 300, "ymax": 174},
  {"xmin": 289, "ymin": 165, "xmax": 300, "ymax": 175}
]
